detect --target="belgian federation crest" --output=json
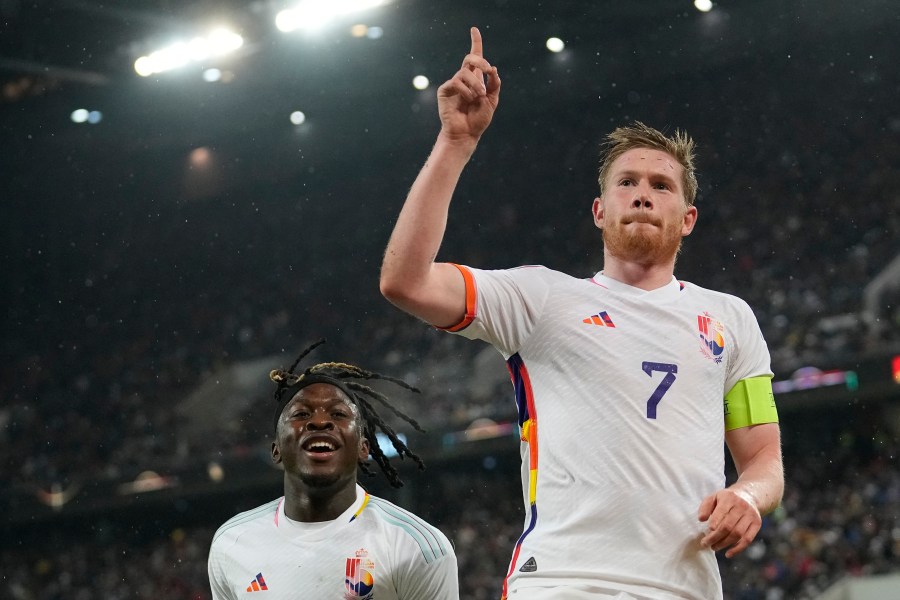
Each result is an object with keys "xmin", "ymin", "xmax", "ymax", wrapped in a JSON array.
[
  {"xmin": 697, "ymin": 312, "xmax": 725, "ymax": 363},
  {"xmin": 344, "ymin": 549, "xmax": 376, "ymax": 600}
]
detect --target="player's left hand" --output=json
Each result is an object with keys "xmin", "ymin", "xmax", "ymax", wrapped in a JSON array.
[{"xmin": 697, "ymin": 488, "xmax": 762, "ymax": 558}]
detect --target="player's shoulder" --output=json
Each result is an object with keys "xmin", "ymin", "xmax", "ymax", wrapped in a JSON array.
[
  {"xmin": 679, "ymin": 279, "xmax": 755, "ymax": 312},
  {"xmin": 364, "ymin": 495, "xmax": 455, "ymax": 564},
  {"xmin": 487, "ymin": 264, "xmax": 584, "ymax": 285},
  {"xmin": 211, "ymin": 497, "xmax": 281, "ymax": 546}
]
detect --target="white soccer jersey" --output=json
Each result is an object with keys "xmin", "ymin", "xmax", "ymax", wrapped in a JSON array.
[
  {"xmin": 445, "ymin": 266, "xmax": 774, "ymax": 600},
  {"xmin": 208, "ymin": 484, "xmax": 458, "ymax": 600}
]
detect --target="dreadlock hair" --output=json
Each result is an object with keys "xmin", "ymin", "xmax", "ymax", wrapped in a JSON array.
[{"xmin": 269, "ymin": 339, "xmax": 426, "ymax": 489}]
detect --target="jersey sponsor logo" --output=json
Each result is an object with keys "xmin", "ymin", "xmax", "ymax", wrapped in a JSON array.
[
  {"xmin": 345, "ymin": 550, "xmax": 375, "ymax": 600},
  {"xmin": 697, "ymin": 312, "xmax": 725, "ymax": 363},
  {"xmin": 245, "ymin": 572, "xmax": 268, "ymax": 592},
  {"xmin": 582, "ymin": 310, "xmax": 616, "ymax": 327},
  {"xmin": 518, "ymin": 556, "xmax": 537, "ymax": 572}
]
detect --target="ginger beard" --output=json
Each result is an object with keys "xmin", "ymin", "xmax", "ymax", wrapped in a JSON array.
[{"xmin": 602, "ymin": 209, "xmax": 687, "ymax": 265}]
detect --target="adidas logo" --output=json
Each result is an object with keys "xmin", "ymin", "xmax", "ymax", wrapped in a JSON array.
[
  {"xmin": 582, "ymin": 311, "xmax": 616, "ymax": 327},
  {"xmin": 519, "ymin": 556, "xmax": 537, "ymax": 572},
  {"xmin": 246, "ymin": 572, "xmax": 268, "ymax": 592}
]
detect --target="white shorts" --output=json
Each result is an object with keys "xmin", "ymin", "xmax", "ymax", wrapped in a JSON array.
[
  {"xmin": 507, "ymin": 586, "xmax": 640, "ymax": 600},
  {"xmin": 507, "ymin": 582, "xmax": 694, "ymax": 600}
]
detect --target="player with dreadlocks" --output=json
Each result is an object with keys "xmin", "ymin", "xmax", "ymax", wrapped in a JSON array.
[
  {"xmin": 208, "ymin": 340, "xmax": 459, "ymax": 600},
  {"xmin": 268, "ymin": 338, "xmax": 426, "ymax": 488}
]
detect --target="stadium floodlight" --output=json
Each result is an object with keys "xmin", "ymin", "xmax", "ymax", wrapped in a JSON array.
[
  {"xmin": 546, "ymin": 37, "xmax": 565, "ymax": 53},
  {"xmin": 203, "ymin": 68, "xmax": 222, "ymax": 82},
  {"xmin": 276, "ymin": 0, "xmax": 387, "ymax": 33},
  {"xmin": 694, "ymin": 0, "xmax": 713, "ymax": 12},
  {"xmin": 134, "ymin": 27, "xmax": 244, "ymax": 77},
  {"xmin": 412, "ymin": 75, "xmax": 429, "ymax": 90},
  {"xmin": 207, "ymin": 28, "xmax": 244, "ymax": 55},
  {"xmin": 290, "ymin": 111, "xmax": 307, "ymax": 125},
  {"xmin": 71, "ymin": 109, "xmax": 89, "ymax": 123}
]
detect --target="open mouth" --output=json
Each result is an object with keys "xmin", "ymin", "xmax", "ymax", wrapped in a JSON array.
[{"xmin": 302, "ymin": 438, "xmax": 340, "ymax": 455}]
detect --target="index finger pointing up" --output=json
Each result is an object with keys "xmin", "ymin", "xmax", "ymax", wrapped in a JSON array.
[{"xmin": 470, "ymin": 26, "xmax": 483, "ymax": 57}]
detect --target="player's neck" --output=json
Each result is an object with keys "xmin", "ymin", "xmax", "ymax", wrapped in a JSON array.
[
  {"xmin": 601, "ymin": 252, "xmax": 676, "ymax": 291},
  {"xmin": 283, "ymin": 476, "xmax": 358, "ymax": 522}
]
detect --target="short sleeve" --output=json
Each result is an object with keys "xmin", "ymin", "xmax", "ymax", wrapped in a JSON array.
[
  {"xmin": 207, "ymin": 541, "xmax": 237, "ymax": 600},
  {"xmin": 441, "ymin": 264, "xmax": 554, "ymax": 358},
  {"xmin": 394, "ymin": 534, "xmax": 459, "ymax": 599},
  {"xmin": 725, "ymin": 298, "xmax": 774, "ymax": 394}
]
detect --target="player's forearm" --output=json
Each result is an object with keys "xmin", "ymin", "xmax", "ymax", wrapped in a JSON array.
[
  {"xmin": 729, "ymin": 445, "xmax": 784, "ymax": 516},
  {"xmin": 380, "ymin": 133, "xmax": 477, "ymax": 298}
]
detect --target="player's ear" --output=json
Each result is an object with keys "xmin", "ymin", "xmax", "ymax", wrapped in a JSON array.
[
  {"xmin": 271, "ymin": 441, "xmax": 282, "ymax": 465},
  {"xmin": 592, "ymin": 197, "xmax": 604, "ymax": 229},
  {"xmin": 358, "ymin": 436, "xmax": 370, "ymax": 462},
  {"xmin": 681, "ymin": 204, "xmax": 698, "ymax": 236}
]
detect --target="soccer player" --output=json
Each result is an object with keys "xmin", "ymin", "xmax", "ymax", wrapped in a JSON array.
[
  {"xmin": 379, "ymin": 27, "xmax": 784, "ymax": 600},
  {"xmin": 207, "ymin": 341, "xmax": 459, "ymax": 599}
]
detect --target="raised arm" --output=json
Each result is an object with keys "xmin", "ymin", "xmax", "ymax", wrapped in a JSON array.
[
  {"xmin": 698, "ymin": 422, "xmax": 784, "ymax": 558},
  {"xmin": 380, "ymin": 27, "xmax": 501, "ymax": 328}
]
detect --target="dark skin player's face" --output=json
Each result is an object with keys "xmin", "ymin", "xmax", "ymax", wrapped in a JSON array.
[{"xmin": 272, "ymin": 383, "xmax": 369, "ymax": 490}]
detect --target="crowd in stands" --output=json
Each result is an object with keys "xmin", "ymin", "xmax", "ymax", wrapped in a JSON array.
[
  {"xmin": 2, "ymin": 404, "xmax": 897, "ymax": 599},
  {"xmin": 2, "ymin": 29, "xmax": 898, "ymax": 600}
]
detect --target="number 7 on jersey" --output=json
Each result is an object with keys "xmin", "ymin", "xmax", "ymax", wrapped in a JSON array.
[{"xmin": 641, "ymin": 361, "xmax": 678, "ymax": 419}]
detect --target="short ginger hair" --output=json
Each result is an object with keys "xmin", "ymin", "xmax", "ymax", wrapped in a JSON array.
[{"xmin": 597, "ymin": 121, "xmax": 698, "ymax": 206}]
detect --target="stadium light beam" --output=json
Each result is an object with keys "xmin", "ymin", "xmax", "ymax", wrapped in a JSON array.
[
  {"xmin": 134, "ymin": 28, "xmax": 244, "ymax": 77},
  {"xmin": 276, "ymin": 0, "xmax": 388, "ymax": 33}
]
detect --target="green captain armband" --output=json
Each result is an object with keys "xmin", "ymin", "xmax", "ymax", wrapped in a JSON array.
[{"xmin": 724, "ymin": 376, "xmax": 778, "ymax": 431}]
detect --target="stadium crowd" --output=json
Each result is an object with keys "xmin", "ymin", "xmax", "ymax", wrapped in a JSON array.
[
  {"xmin": 2, "ymin": 32, "xmax": 899, "ymax": 600},
  {"xmin": 2, "ymin": 405, "xmax": 897, "ymax": 599}
]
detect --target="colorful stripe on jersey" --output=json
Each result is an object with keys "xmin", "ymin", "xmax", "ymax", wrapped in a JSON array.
[
  {"xmin": 349, "ymin": 492, "xmax": 370, "ymax": 522},
  {"xmin": 503, "ymin": 353, "xmax": 539, "ymax": 599},
  {"xmin": 367, "ymin": 497, "xmax": 450, "ymax": 564},
  {"xmin": 438, "ymin": 263, "xmax": 477, "ymax": 332}
]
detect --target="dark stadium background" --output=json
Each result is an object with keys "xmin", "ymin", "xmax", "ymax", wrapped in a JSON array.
[{"xmin": 2, "ymin": 0, "xmax": 898, "ymax": 598}]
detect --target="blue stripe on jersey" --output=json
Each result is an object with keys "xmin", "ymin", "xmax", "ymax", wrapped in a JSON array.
[
  {"xmin": 507, "ymin": 353, "xmax": 529, "ymax": 428},
  {"xmin": 212, "ymin": 498, "xmax": 280, "ymax": 543},
  {"xmin": 368, "ymin": 498, "xmax": 448, "ymax": 563}
]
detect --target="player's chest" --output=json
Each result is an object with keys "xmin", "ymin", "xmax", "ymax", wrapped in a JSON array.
[
  {"xmin": 230, "ymin": 537, "xmax": 396, "ymax": 600},
  {"xmin": 535, "ymin": 291, "xmax": 734, "ymax": 372}
]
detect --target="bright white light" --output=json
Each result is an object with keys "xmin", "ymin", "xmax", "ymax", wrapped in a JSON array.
[
  {"xmin": 694, "ymin": 0, "xmax": 713, "ymax": 12},
  {"xmin": 366, "ymin": 25, "xmax": 383, "ymax": 39},
  {"xmin": 71, "ymin": 109, "xmax": 89, "ymax": 123},
  {"xmin": 276, "ymin": 10, "xmax": 298, "ymax": 32},
  {"xmin": 146, "ymin": 43, "xmax": 190, "ymax": 74},
  {"xmin": 290, "ymin": 111, "xmax": 307, "ymax": 125},
  {"xmin": 208, "ymin": 28, "xmax": 243, "ymax": 54},
  {"xmin": 277, "ymin": 0, "xmax": 386, "ymax": 32},
  {"xmin": 546, "ymin": 37, "xmax": 565, "ymax": 53},
  {"xmin": 187, "ymin": 37, "xmax": 211, "ymax": 61},
  {"xmin": 203, "ymin": 68, "xmax": 222, "ymax": 82},
  {"xmin": 87, "ymin": 110, "xmax": 102, "ymax": 124},
  {"xmin": 134, "ymin": 56, "xmax": 154, "ymax": 77},
  {"xmin": 134, "ymin": 28, "xmax": 243, "ymax": 76},
  {"xmin": 412, "ymin": 75, "xmax": 429, "ymax": 90}
]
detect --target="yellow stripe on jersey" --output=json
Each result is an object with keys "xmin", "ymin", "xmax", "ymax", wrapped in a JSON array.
[{"xmin": 724, "ymin": 376, "xmax": 778, "ymax": 431}]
